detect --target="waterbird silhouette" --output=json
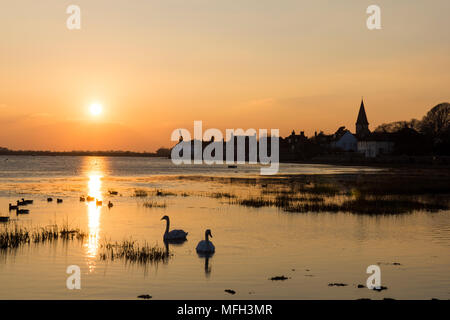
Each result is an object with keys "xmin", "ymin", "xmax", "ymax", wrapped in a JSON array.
[
  {"xmin": 16, "ymin": 208, "xmax": 30, "ymax": 214},
  {"xmin": 196, "ymin": 229, "xmax": 215, "ymax": 255},
  {"xmin": 161, "ymin": 215, "xmax": 188, "ymax": 241}
]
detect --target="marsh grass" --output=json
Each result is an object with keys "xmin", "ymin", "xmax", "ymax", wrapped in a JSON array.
[
  {"xmin": 135, "ymin": 188, "xmax": 179, "ymax": 198},
  {"xmin": 221, "ymin": 172, "xmax": 450, "ymax": 215},
  {"xmin": 133, "ymin": 172, "xmax": 450, "ymax": 215},
  {"xmin": 234, "ymin": 197, "xmax": 273, "ymax": 208},
  {"xmin": 0, "ymin": 224, "xmax": 86, "ymax": 249},
  {"xmin": 283, "ymin": 196, "xmax": 448, "ymax": 214},
  {"xmin": 209, "ymin": 192, "xmax": 237, "ymax": 199},
  {"xmin": 155, "ymin": 189, "xmax": 177, "ymax": 197},
  {"xmin": 233, "ymin": 191, "xmax": 449, "ymax": 214},
  {"xmin": 142, "ymin": 201, "xmax": 167, "ymax": 209},
  {"xmin": 301, "ymin": 183, "xmax": 340, "ymax": 196},
  {"xmin": 99, "ymin": 240, "xmax": 169, "ymax": 264},
  {"xmin": 134, "ymin": 189, "xmax": 148, "ymax": 197}
]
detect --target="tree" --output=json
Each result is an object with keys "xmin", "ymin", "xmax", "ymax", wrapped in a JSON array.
[
  {"xmin": 155, "ymin": 147, "xmax": 171, "ymax": 157},
  {"xmin": 375, "ymin": 119, "xmax": 420, "ymax": 133},
  {"xmin": 419, "ymin": 103, "xmax": 450, "ymax": 137},
  {"xmin": 419, "ymin": 103, "xmax": 450, "ymax": 155},
  {"xmin": 374, "ymin": 102, "xmax": 450, "ymax": 155}
]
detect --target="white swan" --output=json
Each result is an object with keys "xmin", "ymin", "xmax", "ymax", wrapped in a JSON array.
[
  {"xmin": 161, "ymin": 215, "xmax": 188, "ymax": 241},
  {"xmin": 196, "ymin": 229, "xmax": 215, "ymax": 254}
]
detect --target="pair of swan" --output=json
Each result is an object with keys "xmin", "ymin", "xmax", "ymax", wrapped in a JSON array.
[{"xmin": 161, "ymin": 215, "xmax": 215, "ymax": 254}]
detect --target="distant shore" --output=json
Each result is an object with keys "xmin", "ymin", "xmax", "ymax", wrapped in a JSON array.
[
  {"xmin": 1, "ymin": 150, "xmax": 449, "ymax": 169},
  {"xmin": 0, "ymin": 150, "xmax": 161, "ymax": 157}
]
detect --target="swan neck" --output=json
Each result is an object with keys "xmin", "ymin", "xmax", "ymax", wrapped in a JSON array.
[
  {"xmin": 205, "ymin": 231, "xmax": 209, "ymax": 242},
  {"xmin": 165, "ymin": 219, "xmax": 170, "ymax": 233}
]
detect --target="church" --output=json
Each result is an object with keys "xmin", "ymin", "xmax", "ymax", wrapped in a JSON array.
[{"xmin": 332, "ymin": 99, "xmax": 394, "ymax": 157}]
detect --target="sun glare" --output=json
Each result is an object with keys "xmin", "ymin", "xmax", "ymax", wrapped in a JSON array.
[{"xmin": 90, "ymin": 103, "xmax": 103, "ymax": 116}]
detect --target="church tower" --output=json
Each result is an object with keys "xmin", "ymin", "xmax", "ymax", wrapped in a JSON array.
[{"xmin": 356, "ymin": 99, "xmax": 370, "ymax": 138}]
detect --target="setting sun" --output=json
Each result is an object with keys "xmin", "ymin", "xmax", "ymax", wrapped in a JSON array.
[{"xmin": 90, "ymin": 103, "xmax": 103, "ymax": 116}]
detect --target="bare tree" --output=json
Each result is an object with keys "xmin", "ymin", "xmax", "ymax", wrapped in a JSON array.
[{"xmin": 419, "ymin": 103, "xmax": 450, "ymax": 138}]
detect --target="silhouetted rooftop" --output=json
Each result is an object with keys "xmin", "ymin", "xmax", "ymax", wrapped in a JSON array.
[{"xmin": 356, "ymin": 100, "xmax": 369, "ymax": 125}]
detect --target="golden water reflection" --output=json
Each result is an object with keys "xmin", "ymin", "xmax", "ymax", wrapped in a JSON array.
[{"xmin": 83, "ymin": 157, "xmax": 105, "ymax": 272}]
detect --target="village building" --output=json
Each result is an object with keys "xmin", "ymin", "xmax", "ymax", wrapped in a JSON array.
[
  {"xmin": 357, "ymin": 133, "xmax": 394, "ymax": 158},
  {"xmin": 354, "ymin": 99, "xmax": 395, "ymax": 157},
  {"xmin": 330, "ymin": 126, "xmax": 358, "ymax": 152}
]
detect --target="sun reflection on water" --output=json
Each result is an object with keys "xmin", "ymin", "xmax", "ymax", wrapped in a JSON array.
[{"xmin": 83, "ymin": 157, "xmax": 105, "ymax": 272}]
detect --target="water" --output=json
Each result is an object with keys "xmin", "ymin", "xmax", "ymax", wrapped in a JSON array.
[{"xmin": 0, "ymin": 156, "xmax": 449, "ymax": 300}]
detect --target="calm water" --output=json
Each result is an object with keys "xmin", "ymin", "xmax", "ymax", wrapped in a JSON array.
[{"xmin": 0, "ymin": 156, "xmax": 449, "ymax": 300}]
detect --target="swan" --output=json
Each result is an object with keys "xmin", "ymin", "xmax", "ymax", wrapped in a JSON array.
[
  {"xmin": 161, "ymin": 215, "xmax": 188, "ymax": 241},
  {"xmin": 196, "ymin": 229, "xmax": 215, "ymax": 254}
]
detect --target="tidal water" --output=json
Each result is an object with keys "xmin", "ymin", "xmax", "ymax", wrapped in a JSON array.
[{"xmin": 0, "ymin": 156, "xmax": 448, "ymax": 299}]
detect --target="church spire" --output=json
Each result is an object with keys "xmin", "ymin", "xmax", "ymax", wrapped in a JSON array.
[
  {"xmin": 356, "ymin": 98, "xmax": 370, "ymax": 137},
  {"xmin": 356, "ymin": 99, "xmax": 369, "ymax": 125}
]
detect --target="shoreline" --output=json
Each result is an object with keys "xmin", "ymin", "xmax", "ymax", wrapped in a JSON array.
[{"xmin": 1, "ymin": 153, "xmax": 450, "ymax": 171}]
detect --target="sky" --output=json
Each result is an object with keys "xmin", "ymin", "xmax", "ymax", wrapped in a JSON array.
[{"xmin": 0, "ymin": 0, "xmax": 449, "ymax": 151}]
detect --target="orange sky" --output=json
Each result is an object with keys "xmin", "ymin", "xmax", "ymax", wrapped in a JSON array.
[{"xmin": 1, "ymin": 1, "xmax": 449, "ymax": 151}]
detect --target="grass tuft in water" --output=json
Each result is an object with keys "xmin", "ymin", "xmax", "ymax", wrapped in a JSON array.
[
  {"xmin": 209, "ymin": 192, "xmax": 237, "ymax": 199},
  {"xmin": 155, "ymin": 189, "xmax": 177, "ymax": 197},
  {"xmin": 99, "ymin": 240, "xmax": 169, "ymax": 264},
  {"xmin": 142, "ymin": 201, "xmax": 167, "ymax": 208},
  {"xmin": 134, "ymin": 189, "xmax": 148, "ymax": 197},
  {"xmin": 0, "ymin": 224, "xmax": 86, "ymax": 249}
]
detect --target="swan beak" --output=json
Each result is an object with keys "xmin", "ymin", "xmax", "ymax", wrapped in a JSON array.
[{"xmin": 210, "ymin": 233, "xmax": 213, "ymax": 238}]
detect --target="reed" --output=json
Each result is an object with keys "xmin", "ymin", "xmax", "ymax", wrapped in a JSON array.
[
  {"xmin": 233, "ymin": 191, "xmax": 449, "ymax": 215},
  {"xmin": 0, "ymin": 224, "xmax": 86, "ymax": 249},
  {"xmin": 283, "ymin": 197, "xmax": 449, "ymax": 215},
  {"xmin": 142, "ymin": 201, "xmax": 167, "ymax": 209},
  {"xmin": 209, "ymin": 192, "xmax": 236, "ymax": 199},
  {"xmin": 99, "ymin": 240, "xmax": 168, "ymax": 264},
  {"xmin": 155, "ymin": 189, "xmax": 177, "ymax": 197},
  {"xmin": 134, "ymin": 189, "xmax": 148, "ymax": 197},
  {"xmin": 234, "ymin": 197, "xmax": 274, "ymax": 208}
]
